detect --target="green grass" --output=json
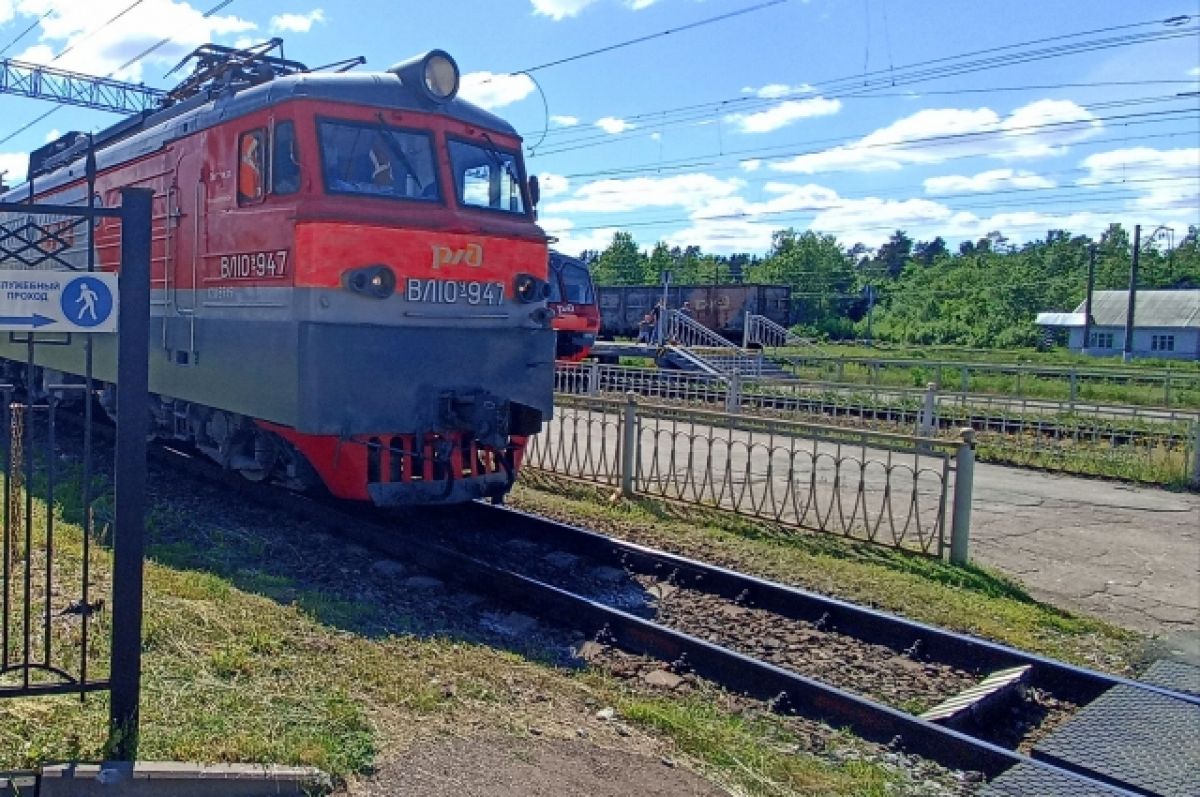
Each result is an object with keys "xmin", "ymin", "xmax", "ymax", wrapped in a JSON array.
[
  {"xmin": 620, "ymin": 697, "xmax": 900, "ymax": 796},
  {"xmin": 511, "ymin": 474, "xmax": 1142, "ymax": 673},
  {"xmin": 0, "ymin": 469, "xmax": 930, "ymax": 795}
]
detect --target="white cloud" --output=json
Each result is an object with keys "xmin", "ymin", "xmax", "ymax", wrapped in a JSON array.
[
  {"xmin": 741, "ymin": 83, "xmax": 814, "ymax": 99},
  {"xmin": 726, "ymin": 97, "xmax": 841, "ymax": 134},
  {"xmin": 44, "ymin": 128, "xmax": 62, "ymax": 143},
  {"xmin": 538, "ymin": 217, "xmax": 622, "ymax": 255},
  {"xmin": 771, "ymin": 100, "xmax": 1102, "ymax": 175},
  {"xmin": 649, "ymin": 132, "xmax": 661, "ymax": 141},
  {"xmin": 0, "ymin": 151, "xmax": 27, "ymax": 186},
  {"xmin": 269, "ymin": 9, "xmax": 325, "ymax": 33},
  {"xmin": 8, "ymin": 0, "xmax": 255, "ymax": 82},
  {"xmin": 625, "ymin": 0, "xmax": 660, "ymax": 8},
  {"xmin": 1078, "ymin": 146, "xmax": 1200, "ymax": 211},
  {"xmin": 544, "ymin": 173, "xmax": 744, "ymax": 215},
  {"xmin": 924, "ymin": 169, "xmax": 1055, "ymax": 195},
  {"xmin": 537, "ymin": 172, "xmax": 570, "ymax": 198},
  {"xmin": 550, "ymin": 114, "xmax": 580, "ymax": 127},
  {"xmin": 530, "ymin": 0, "xmax": 599, "ymax": 20},
  {"xmin": 996, "ymin": 99, "xmax": 1101, "ymax": 160},
  {"xmin": 740, "ymin": 159, "xmax": 763, "ymax": 172},
  {"xmin": 458, "ymin": 72, "xmax": 536, "ymax": 110},
  {"xmin": 1189, "ymin": 66, "xmax": 1200, "ymax": 76},
  {"xmin": 595, "ymin": 116, "xmax": 634, "ymax": 135}
]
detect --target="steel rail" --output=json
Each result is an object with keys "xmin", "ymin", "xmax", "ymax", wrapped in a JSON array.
[
  {"xmin": 44, "ymin": 431, "xmax": 1159, "ymax": 795},
  {"xmin": 467, "ymin": 502, "xmax": 1200, "ymax": 710}
]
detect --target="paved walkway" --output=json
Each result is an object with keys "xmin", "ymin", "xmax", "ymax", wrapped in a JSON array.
[
  {"xmin": 967, "ymin": 465, "xmax": 1199, "ymax": 635},
  {"xmin": 533, "ymin": 406, "xmax": 1199, "ymax": 636}
]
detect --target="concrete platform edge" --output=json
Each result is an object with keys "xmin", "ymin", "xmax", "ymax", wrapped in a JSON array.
[{"xmin": 32, "ymin": 761, "xmax": 331, "ymax": 796}]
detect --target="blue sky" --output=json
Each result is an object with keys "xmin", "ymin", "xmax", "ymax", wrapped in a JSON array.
[{"xmin": 0, "ymin": 0, "xmax": 1196, "ymax": 254}]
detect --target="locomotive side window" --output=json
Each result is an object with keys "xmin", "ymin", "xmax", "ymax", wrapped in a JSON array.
[
  {"xmin": 238, "ymin": 129, "xmax": 266, "ymax": 204},
  {"xmin": 318, "ymin": 119, "xmax": 439, "ymax": 201},
  {"xmin": 272, "ymin": 121, "xmax": 300, "ymax": 195},
  {"xmin": 448, "ymin": 138, "xmax": 526, "ymax": 215}
]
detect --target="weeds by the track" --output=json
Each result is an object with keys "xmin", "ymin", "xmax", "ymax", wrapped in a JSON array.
[
  {"xmin": 2, "ymin": 464, "xmax": 930, "ymax": 796},
  {"xmin": 510, "ymin": 474, "xmax": 1142, "ymax": 674}
]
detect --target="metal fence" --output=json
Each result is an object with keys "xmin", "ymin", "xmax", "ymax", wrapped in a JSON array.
[
  {"xmin": 775, "ymin": 354, "xmax": 1200, "ymax": 410},
  {"xmin": 554, "ymin": 362, "xmax": 1200, "ymax": 487},
  {"xmin": 0, "ymin": 188, "xmax": 151, "ymax": 760},
  {"xmin": 526, "ymin": 392, "xmax": 974, "ymax": 559}
]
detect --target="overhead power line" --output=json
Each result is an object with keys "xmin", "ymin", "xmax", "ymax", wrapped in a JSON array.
[
  {"xmin": 517, "ymin": 0, "xmax": 789, "ymax": 74},
  {"xmin": 521, "ymin": 14, "xmax": 1197, "ymax": 155},
  {"xmin": 0, "ymin": 0, "xmax": 237, "ymax": 148}
]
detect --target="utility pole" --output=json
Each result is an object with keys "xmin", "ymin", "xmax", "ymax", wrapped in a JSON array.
[
  {"xmin": 864, "ymin": 284, "xmax": 876, "ymax": 346},
  {"xmin": 1081, "ymin": 244, "xmax": 1096, "ymax": 355},
  {"xmin": 1122, "ymin": 224, "xmax": 1141, "ymax": 363}
]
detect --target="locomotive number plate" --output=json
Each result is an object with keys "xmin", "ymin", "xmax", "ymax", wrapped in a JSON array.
[{"xmin": 406, "ymin": 278, "xmax": 505, "ymax": 306}]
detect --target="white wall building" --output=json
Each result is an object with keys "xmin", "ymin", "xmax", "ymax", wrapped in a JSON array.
[{"xmin": 1036, "ymin": 290, "xmax": 1200, "ymax": 360}]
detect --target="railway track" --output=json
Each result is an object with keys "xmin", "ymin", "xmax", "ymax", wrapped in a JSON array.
[
  {"xmin": 34, "ymin": 409, "xmax": 1200, "ymax": 795},
  {"xmin": 148, "ymin": 436, "xmax": 1197, "ymax": 796}
]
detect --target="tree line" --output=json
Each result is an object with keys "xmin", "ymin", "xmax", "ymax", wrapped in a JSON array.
[{"xmin": 577, "ymin": 225, "xmax": 1200, "ymax": 348}]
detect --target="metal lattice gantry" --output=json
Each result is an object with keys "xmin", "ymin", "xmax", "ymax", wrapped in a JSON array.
[{"xmin": 0, "ymin": 58, "xmax": 166, "ymax": 115}]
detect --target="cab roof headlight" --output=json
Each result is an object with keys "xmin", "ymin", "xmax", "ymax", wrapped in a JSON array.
[{"xmin": 389, "ymin": 50, "xmax": 460, "ymax": 104}]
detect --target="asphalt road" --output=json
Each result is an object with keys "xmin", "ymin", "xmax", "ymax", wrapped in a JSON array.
[{"xmin": 966, "ymin": 463, "xmax": 1199, "ymax": 636}]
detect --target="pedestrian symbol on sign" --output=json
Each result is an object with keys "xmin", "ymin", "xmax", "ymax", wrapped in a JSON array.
[{"xmin": 61, "ymin": 276, "xmax": 114, "ymax": 329}]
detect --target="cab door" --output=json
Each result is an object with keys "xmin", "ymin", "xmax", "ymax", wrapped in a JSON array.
[{"xmin": 165, "ymin": 142, "xmax": 205, "ymax": 364}]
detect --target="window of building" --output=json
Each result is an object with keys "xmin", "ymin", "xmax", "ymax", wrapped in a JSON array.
[
  {"xmin": 1151, "ymin": 334, "xmax": 1175, "ymax": 352},
  {"xmin": 1089, "ymin": 331, "xmax": 1113, "ymax": 349},
  {"xmin": 238, "ymin": 129, "xmax": 266, "ymax": 205}
]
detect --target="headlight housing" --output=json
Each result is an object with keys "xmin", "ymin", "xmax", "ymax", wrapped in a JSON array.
[
  {"xmin": 343, "ymin": 265, "xmax": 396, "ymax": 299},
  {"xmin": 389, "ymin": 50, "xmax": 460, "ymax": 104},
  {"xmin": 514, "ymin": 273, "xmax": 549, "ymax": 303}
]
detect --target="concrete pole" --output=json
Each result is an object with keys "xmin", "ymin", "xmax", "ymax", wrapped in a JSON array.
[
  {"xmin": 949, "ymin": 428, "xmax": 976, "ymax": 565},
  {"xmin": 1081, "ymin": 244, "xmax": 1095, "ymax": 355},
  {"xmin": 1122, "ymin": 224, "xmax": 1141, "ymax": 363},
  {"xmin": 620, "ymin": 392, "xmax": 638, "ymax": 498}
]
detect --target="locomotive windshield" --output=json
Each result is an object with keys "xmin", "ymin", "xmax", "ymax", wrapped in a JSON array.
[
  {"xmin": 447, "ymin": 138, "xmax": 527, "ymax": 215},
  {"xmin": 318, "ymin": 119, "xmax": 440, "ymax": 200},
  {"xmin": 558, "ymin": 260, "xmax": 595, "ymax": 304}
]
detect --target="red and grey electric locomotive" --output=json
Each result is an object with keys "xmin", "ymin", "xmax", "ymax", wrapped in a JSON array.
[
  {"xmin": 0, "ymin": 44, "xmax": 555, "ymax": 505},
  {"xmin": 547, "ymin": 250, "xmax": 599, "ymax": 362}
]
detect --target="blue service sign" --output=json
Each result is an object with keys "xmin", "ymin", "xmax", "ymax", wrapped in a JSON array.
[{"xmin": 0, "ymin": 269, "xmax": 119, "ymax": 333}]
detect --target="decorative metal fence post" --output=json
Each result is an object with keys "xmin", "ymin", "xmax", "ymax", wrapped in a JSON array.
[
  {"xmin": 108, "ymin": 188, "xmax": 152, "ymax": 760},
  {"xmin": 949, "ymin": 428, "xmax": 976, "ymax": 565},
  {"xmin": 587, "ymin": 361, "xmax": 600, "ymax": 397},
  {"xmin": 620, "ymin": 392, "xmax": 638, "ymax": 498},
  {"xmin": 1191, "ymin": 421, "xmax": 1200, "ymax": 489},
  {"xmin": 725, "ymin": 373, "xmax": 742, "ymax": 414},
  {"xmin": 1068, "ymin": 368, "xmax": 1078, "ymax": 409},
  {"xmin": 918, "ymin": 382, "xmax": 938, "ymax": 437}
]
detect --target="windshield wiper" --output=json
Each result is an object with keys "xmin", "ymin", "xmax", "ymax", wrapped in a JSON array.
[
  {"xmin": 480, "ymin": 131, "xmax": 522, "ymax": 186},
  {"xmin": 374, "ymin": 113, "xmax": 425, "ymax": 191}
]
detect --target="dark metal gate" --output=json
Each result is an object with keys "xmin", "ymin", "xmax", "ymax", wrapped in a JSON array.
[{"xmin": 0, "ymin": 177, "xmax": 150, "ymax": 760}]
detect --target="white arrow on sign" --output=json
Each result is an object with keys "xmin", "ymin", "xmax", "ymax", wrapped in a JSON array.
[{"xmin": 0, "ymin": 270, "xmax": 119, "ymax": 333}]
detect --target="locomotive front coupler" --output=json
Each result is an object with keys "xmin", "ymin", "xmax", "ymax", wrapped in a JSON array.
[{"xmin": 437, "ymin": 389, "xmax": 509, "ymax": 452}]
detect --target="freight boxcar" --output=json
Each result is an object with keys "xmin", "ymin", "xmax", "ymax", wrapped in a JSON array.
[{"xmin": 597, "ymin": 284, "xmax": 791, "ymax": 341}]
